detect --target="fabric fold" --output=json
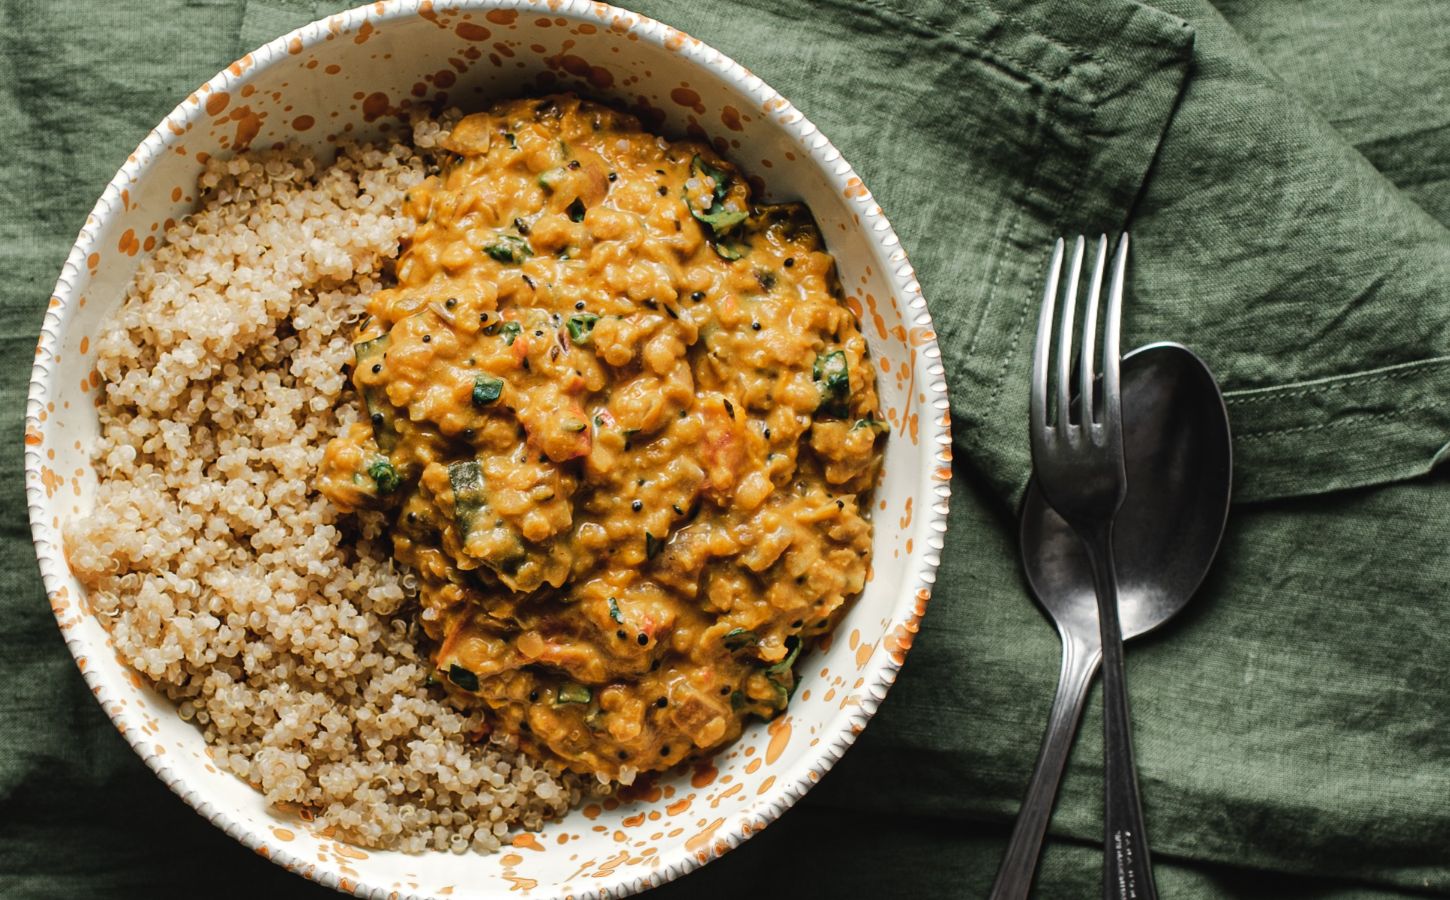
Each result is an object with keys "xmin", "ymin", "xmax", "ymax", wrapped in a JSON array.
[
  {"xmin": 1225, "ymin": 356, "xmax": 1450, "ymax": 502},
  {"xmin": 880, "ymin": 0, "xmax": 1197, "ymax": 505}
]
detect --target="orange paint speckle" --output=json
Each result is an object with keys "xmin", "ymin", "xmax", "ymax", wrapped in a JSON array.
[
  {"xmin": 690, "ymin": 762, "xmax": 718, "ymax": 788},
  {"xmin": 884, "ymin": 620, "xmax": 920, "ymax": 664},
  {"xmin": 721, "ymin": 105, "xmax": 743, "ymax": 131},
  {"xmin": 500, "ymin": 852, "xmax": 523, "ymax": 866},
  {"xmin": 684, "ymin": 818, "xmax": 725, "ymax": 853},
  {"xmin": 362, "ymin": 91, "xmax": 390, "ymax": 122},
  {"xmin": 486, "ymin": 9, "xmax": 518, "ymax": 25},
  {"xmin": 288, "ymin": 36, "xmax": 303, "ymax": 54},
  {"xmin": 271, "ymin": 827, "xmax": 294, "ymax": 841},
  {"xmin": 670, "ymin": 86, "xmax": 704, "ymax": 114},
  {"xmin": 456, "ymin": 21, "xmax": 491, "ymax": 41},
  {"xmin": 226, "ymin": 105, "xmax": 263, "ymax": 150},
  {"xmin": 844, "ymin": 177, "xmax": 868, "ymax": 199},
  {"xmin": 354, "ymin": 20, "xmax": 376, "ymax": 44},
  {"xmin": 766, "ymin": 716, "xmax": 792, "ymax": 764},
  {"xmin": 293, "ymin": 115, "xmax": 315, "ymax": 131},
  {"xmin": 511, "ymin": 833, "xmax": 543, "ymax": 851},
  {"xmin": 117, "ymin": 229, "xmax": 140, "ymax": 256},
  {"xmin": 855, "ymin": 640, "xmax": 874, "ymax": 669},
  {"xmin": 40, "ymin": 466, "xmax": 62, "ymax": 498},
  {"xmin": 864, "ymin": 293, "xmax": 888, "ymax": 340},
  {"xmin": 711, "ymin": 783, "xmax": 743, "ymax": 808},
  {"xmin": 227, "ymin": 54, "xmax": 253, "ymax": 76},
  {"xmin": 665, "ymin": 797, "xmax": 692, "ymax": 816},
  {"xmin": 757, "ymin": 775, "xmax": 776, "ymax": 795},
  {"xmin": 205, "ymin": 91, "xmax": 230, "ymax": 116},
  {"xmin": 555, "ymin": 54, "xmax": 614, "ymax": 89},
  {"xmin": 899, "ymin": 496, "xmax": 914, "ymax": 529},
  {"xmin": 744, "ymin": 758, "xmax": 762, "ymax": 774}
]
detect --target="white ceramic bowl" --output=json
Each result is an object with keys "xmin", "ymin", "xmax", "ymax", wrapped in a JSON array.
[{"xmin": 24, "ymin": 2, "xmax": 950, "ymax": 897}]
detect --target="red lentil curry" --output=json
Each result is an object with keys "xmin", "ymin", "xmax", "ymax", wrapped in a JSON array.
[{"xmin": 319, "ymin": 95, "xmax": 886, "ymax": 779}]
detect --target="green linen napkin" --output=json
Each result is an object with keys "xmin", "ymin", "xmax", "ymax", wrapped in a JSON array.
[{"xmin": 4, "ymin": 1, "xmax": 1450, "ymax": 898}]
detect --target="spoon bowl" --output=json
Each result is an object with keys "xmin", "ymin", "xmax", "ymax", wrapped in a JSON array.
[
  {"xmin": 990, "ymin": 341, "xmax": 1232, "ymax": 899},
  {"xmin": 1023, "ymin": 341, "xmax": 1233, "ymax": 639}
]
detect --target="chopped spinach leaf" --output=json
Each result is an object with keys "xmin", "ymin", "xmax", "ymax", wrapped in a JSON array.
[
  {"xmin": 713, "ymin": 239, "xmax": 747, "ymax": 261},
  {"xmin": 723, "ymin": 628, "xmax": 757, "ymax": 651},
  {"xmin": 354, "ymin": 334, "xmax": 399, "ymax": 452},
  {"xmin": 766, "ymin": 636, "xmax": 802, "ymax": 676},
  {"xmin": 851, "ymin": 416, "xmax": 890, "ymax": 434},
  {"xmin": 484, "ymin": 234, "xmax": 533, "ymax": 264},
  {"xmin": 566, "ymin": 313, "xmax": 599, "ymax": 344},
  {"xmin": 813, "ymin": 350, "xmax": 850, "ymax": 418},
  {"xmin": 448, "ymin": 459, "xmax": 487, "ymax": 538},
  {"xmin": 472, "ymin": 374, "xmax": 504, "ymax": 407},
  {"xmin": 685, "ymin": 154, "xmax": 748, "ymax": 234},
  {"xmin": 556, "ymin": 683, "xmax": 592, "ymax": 705},
  {"xmin": 367, "ymin": 458, "xmax": 401, "ymax": 495},
  {"xmin": 448, "ymin": 664, "xmax": 480, "ymax": 692}
]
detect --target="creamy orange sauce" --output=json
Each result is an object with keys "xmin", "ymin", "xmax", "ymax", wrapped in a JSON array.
[{"xmin": 318, "ymin": 95, "xmax": 885, "ymax": 778}]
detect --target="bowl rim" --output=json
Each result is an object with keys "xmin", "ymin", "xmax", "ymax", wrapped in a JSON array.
[{"xmin": 23, "ymin": 1, "xmax": 952, "ymax": 897}]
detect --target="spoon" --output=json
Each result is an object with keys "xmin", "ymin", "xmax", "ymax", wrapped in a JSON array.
[{"xmin": 989, "ymin": 341, "xmax": 1232, "ymax": 899}]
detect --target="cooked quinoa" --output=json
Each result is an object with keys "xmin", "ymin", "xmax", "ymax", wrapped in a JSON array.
[{"xmin": 65, "ymin": 114, "xmax": 593, "ymax": 853}]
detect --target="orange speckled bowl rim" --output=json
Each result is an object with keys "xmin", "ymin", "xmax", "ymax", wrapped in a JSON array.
[{"xmin": 24, "ymin": 1, "xmax": 952, "ymax": 897}]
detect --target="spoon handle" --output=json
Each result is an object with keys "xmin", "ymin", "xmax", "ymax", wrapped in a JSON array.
[
  {"xmin": 1086, "ymin": 528, "xmax": 1158, "ymax": 900},
  {"xmin": 989, "ymin": 631, "xmax": 1101, "ymax": 900}
]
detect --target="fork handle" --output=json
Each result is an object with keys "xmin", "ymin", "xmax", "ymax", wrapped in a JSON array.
[
  {"xmin": 988, "ymin": 630, "xmax": 1101, "ymax": 900},
  {"xmin": 1086, "ymin": 527, "xmax": 1158, "ymax": 900}
]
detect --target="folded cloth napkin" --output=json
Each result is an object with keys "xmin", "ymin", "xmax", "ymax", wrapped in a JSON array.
[{"xmin": 3, "ymin": 0, "xmax": 1450, "ymax": 897}]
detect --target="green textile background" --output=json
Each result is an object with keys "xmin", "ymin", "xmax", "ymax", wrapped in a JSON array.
[{"xmin": 4, "ymin": 0, "xmax": 1450, "ymax": 897}]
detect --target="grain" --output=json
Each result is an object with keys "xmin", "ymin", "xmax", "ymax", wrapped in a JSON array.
[{"xmin": 65, "ymin": 113, "xmax": 591, "ymax": 852}]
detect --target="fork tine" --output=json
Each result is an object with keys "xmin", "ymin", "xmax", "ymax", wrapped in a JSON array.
[
  {"xmin": 1102, "ymin": 233, "xmax": 1129, "ymax": 427},
  {"xmin": 1078, "ymin": 235, "xmax": 1109, "ymax": 425},
  {"xmin": 1055, "ymin": 236, "xmax": 1086, "ymax": 430},
  {"xmin": 1030, "ymin": 238, "xmax": 1065, "ymax": 431}
]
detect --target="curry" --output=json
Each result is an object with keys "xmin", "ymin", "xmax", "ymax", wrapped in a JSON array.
[{"xmin": 318, "ymin": 95, "xmax": 886, "ymax": 779}]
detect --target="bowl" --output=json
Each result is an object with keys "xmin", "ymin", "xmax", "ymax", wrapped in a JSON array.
[{"xmin": 24, "ymin": 2, "xmax": 950, "ymax": 897}]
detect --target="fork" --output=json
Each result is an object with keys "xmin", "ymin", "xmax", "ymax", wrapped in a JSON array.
[{"xmin": 1028, "ymin": 234, "xmax": 1157, "ymax": 900}]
